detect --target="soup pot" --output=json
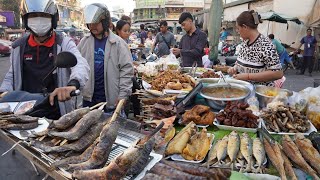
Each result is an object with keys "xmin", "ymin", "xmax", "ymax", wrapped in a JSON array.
[{"xmin": 200, "ymin": 83, "xmax": 250, "ymax": 110}]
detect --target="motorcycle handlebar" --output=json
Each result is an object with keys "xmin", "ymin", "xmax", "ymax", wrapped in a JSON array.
[{"xmin": 70, "ymin": 89, "xmax": 80, "ymax": 97}]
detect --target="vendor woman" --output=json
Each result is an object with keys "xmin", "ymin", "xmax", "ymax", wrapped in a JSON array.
[{"xmin": 228, "ymin": 10, "xmax": 283, "ymax": 86}]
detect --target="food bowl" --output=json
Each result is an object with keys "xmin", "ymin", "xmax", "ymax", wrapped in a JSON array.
[
  {"xmin": 199, "ymin": 83, "xmax": 250, "ymax": 110},
  {"xmin": 255, "ymin": 85, "xmax": 293, "ymax": 108}
]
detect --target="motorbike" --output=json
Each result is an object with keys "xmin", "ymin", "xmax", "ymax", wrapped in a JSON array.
[
  {"xmin": 282, "ymin": 50, "xmax": 303, "ymax": 73},
  {"xmin": 0, "ymin": 51, "xmax": 80, "ymax": 119},
  {"xmin": 221, "ymin": 43, "xmax": 237, "ymax": 57}
]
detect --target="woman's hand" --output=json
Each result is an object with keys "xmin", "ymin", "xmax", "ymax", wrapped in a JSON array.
[
  {"xmin": 227, "ymin": 67, "xmax": 237, "ymax": 75},
  {"xmin": 233, "ymin": 73, "xmax": 249, "ymax": 81}
]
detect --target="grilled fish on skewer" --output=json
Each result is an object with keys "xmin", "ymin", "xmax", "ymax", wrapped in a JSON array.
[
  {"xmin": 48, "ymin": 109, "xmax": 103, "ymax": 140},
  {"xmin": 67, "ymin": 118, "xmax": 121, "ymax": 171},
  {"xmin": 72, "ymin": 122, "xmax": 164, "ymax": 180},
  {"xmin": 213, "ymin": 136, "xmax": 228, "ymax": 166},
  {"xmin": 48, "ymin": 107, "xmax": 90, "ymax": 130},
  {"xmin": 281, "ymin": 149, "xmax": 298, "ymax": 180},
  {"xmin": 51, "ymin": 139, "xmax": 99, "ymax": 169},
  {"xmin": 0, "ymin": 114, "xmax": 38, "ymax": 123},
  {"xmin": 30, "ymin": 122, "xmax": 103, "ymax": 153},
  {"xmin": 0, "ymin": 121, "xmax": 38, "ymax": 130}
]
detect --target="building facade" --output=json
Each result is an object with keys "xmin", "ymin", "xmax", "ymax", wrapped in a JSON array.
[
  {"xmin": 56, "ymin": 0, "xmax": 83, "ymax": 28},
  {"xmin": 133, "ymin": 0, "xmax": 209, "ymax": 25}
]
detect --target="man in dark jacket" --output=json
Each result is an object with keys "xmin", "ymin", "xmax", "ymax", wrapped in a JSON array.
[{"xmin": 172, "ymin": 12, "xmax": 207, "ymax": 67}]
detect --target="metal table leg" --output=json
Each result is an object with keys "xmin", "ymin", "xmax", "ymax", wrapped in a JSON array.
[{"xmin": 30, "ymin": 160, "xmax": 40, "ymax": 176}]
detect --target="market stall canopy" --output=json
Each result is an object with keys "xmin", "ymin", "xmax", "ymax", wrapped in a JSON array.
[{"xmin": 260, "ymin": 11, "xmax": 302, "ymax": 25}]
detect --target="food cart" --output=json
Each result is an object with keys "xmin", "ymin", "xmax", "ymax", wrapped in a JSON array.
[{"xmin": 0, "ymin": 63, "xmax": 319, "ymax": 180}]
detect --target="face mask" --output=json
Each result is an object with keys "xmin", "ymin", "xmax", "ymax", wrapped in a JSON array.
[{"xmin": 28, "ymin": 17, "xmax": 52, "ymax": 36}]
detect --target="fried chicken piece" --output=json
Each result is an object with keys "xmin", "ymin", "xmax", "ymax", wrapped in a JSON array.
[
  {"xmin": 195, "ymin": 111, "xmax": 215, "ymax": 125},
  {"xmin": 191, "ymin": 105, "xmax": 210, "ymax": 115},
  {"xmin": 182, "ymin": 111, "xmax": 201, "ymax": 124}
]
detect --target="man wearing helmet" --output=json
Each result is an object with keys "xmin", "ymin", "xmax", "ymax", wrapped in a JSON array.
[
  {"xmin": 78, "ymin": 3, "xmax": 133, "ymax": 112},
  {"xmin": 0, "ymin": 0, "xmax": 90, "ymax": 117}
]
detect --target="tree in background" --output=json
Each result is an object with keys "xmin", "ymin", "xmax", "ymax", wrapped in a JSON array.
[{"xmin": 0, "ymin": 0, "xmax": 21, "ymax": 28}]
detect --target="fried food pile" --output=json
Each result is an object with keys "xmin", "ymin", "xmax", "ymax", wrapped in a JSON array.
[
  {"xmin": 261, "ymin": 105, "xmax": 310, "ymax": 133},
  {"xmin": 182, "ymin": 105, "xmax": 215, "ymax": 125},
  {"xmin": 200, "ymin": 70, "xmax": 220, "ymax": 78},
  {"xmin": 216, "ymin": 102, "xmax": 259, "ymax": 128},
  {"xmin": 213, "ymin": 65, "xmax": 231, "ymax": 74},
  {"xmin": 151, "ymin": 70, "xmax": 195, "ymax": 91}
]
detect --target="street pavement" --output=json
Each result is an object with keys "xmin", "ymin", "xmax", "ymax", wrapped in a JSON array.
[{"xmin": 0, "ymin": 55, "xmax": 319, "ymax": 179}]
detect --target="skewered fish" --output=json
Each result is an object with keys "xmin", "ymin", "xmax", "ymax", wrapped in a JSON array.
[
  {"xmin": 48, "ymin": 107, "xmax": 90, "ymax": 130},
  {"xmin": 51, "ymin": 139, "xmax": 99, "ymax": 169},
  {"xmin": 142, "ymin": 173, "xmax": 173, "ymax": 180},
  {"xmin": 67, "ymin": 118, "xmax": 121, "ymax": 171},
  {"xmin": 30, "ymin": 122, "xmax": 103, "ymax": 153},
  {"xmin": 72, "ymin": 122, "xmax": 164, "ymax": 180},
  {"xmin": 0, "ymin": 121, "xmax": 38, "ymax": 130},
  {"xmin": 148, "ymin": 163, "xmax": 206, "ymax": 180},
  {"xmin": 161, "ymin": 160, "xmax": 231, "ymax": 179},
  {"xmin": 282, "ymin": 135, "xmax": 319, "ymax": 180},
  {"xmin": 227, "ymin": 131, "xmax": 240, "ymax": 169},
  {"xmin": 48, "ymin": 109, "xmax": 103, "ymax": 140},
  {"xmin": 240, "ymin": 132, "xmax": 253, "ymax": 172},
  {"xmin": 0, "ymin": 114, "xmax": 38, "ymax": 123},
  {"xmin": 252, "ymin": 138, "xmax": 265, "ymax": 174},
  {"xmin": 295, "ymin": 133, "xmax": 320, "ymax": 174}
]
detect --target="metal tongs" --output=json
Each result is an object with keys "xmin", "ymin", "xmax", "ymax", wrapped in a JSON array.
[
  {"xmin": 258, "ymin": 126, "xmax": 275, "ymax": 145},
  {"xmin": 189, "ymin": 61, "xmax": 198, "ymax": 78},
  {"xmin": 217, "ymin": 72, "xmax": 231, "ymax": 88}
]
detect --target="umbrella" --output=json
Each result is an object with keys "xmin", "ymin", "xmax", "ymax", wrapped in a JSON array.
[
  {"xmin": 260, "ymin": 10, "xmax": 302, "ymax": 24},
  {"xmin": 260, "ymin": 10, "xmax": 302, "ymax": 34}
]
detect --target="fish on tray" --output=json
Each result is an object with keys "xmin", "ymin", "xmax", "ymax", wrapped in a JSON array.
[
  {"xmin": 227, "ymin": 131, "xmax": 240, "ymax": 169},
  {"xmin": 29, "ymin": 121, "xmax": 103, "ymax": 153},
  {"xmin": 67, "ymin": 117, "xmax": 122, "ymax": 171},
  {"xmin": 282, "ymin": 135, "xmax": 320, "ymax": 180},
  {"xmin": 72, "ymin": 122, "xmax": 164, "ymax": 180},
  {"xmin": 295, "ymin": 133, "xmax": 320, "ymax": 175},
  {"xmin": 48, "ymin": 109, "xmax": 103, "ymax": 140},
  {"xmin": 48, "ymin": 107, "xmax": 90, "ymax": 130}
]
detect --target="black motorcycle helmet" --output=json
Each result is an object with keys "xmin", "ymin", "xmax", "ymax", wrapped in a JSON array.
[
  {"xmin": 21, "ymin": 0, "xmax": 59, "ymax": 33},
  {"xmin": 83, "ymin": 3, "xmax": 111, "ymax": 35}
]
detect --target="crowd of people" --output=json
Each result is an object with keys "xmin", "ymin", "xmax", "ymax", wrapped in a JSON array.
[{"xmin": 0, "ymin": 0, "xmax": 318, "ymax": 117}]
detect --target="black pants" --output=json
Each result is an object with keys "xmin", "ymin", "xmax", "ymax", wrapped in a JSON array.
[{"xmin": 301, "ymin": 56, "xmax": 314, "ymax": 74}]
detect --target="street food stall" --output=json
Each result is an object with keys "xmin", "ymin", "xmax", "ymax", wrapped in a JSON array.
[{"xmin": 0, "ymin": 60, "xmax": 320, "ymax": 180}]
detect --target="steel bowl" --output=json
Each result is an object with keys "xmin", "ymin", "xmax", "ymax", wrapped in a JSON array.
[
  {"xmin": 255, "ymin": 85, "xmax": 293, "ymax": 108},
  {"xmin": 200, "ymin": 83, "xmax": 251, "ymax": 110}
]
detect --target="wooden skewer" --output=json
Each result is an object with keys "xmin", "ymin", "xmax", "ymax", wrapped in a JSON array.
[
  {"xmin": 53, "ymin": 139, "xmax": 62, "ymax": 146},
  {"xmin": 38, "ymin": 135, "xmax": 46, "ymax": 141},
  {"xmin": 60, "ymin": 139, "xmax": 68, "ymax": 146},
  {"xmin": 102, "ymin": 99, "xmax": 125, "ymax": 129},
  {"xmin": 89, "ymin": 102, "xmax": 107, "ymax": 110}
]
